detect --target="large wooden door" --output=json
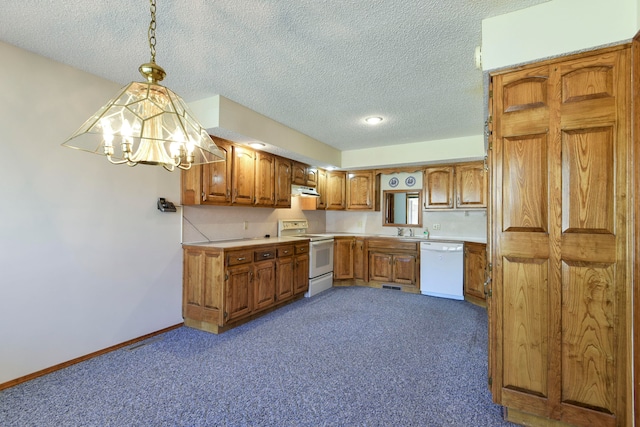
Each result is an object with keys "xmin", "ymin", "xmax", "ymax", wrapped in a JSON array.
[{"xmin": 490, "ymin": 47, "xmax": 631, "ymax": 427}]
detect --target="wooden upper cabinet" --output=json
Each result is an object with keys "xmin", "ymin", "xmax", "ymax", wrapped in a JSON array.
[
  {"xmin": 291, "ymin": 161, "xmax": 307, "ymax": 185},
  {"xmin": 316, "ymin": 168, "xmax": 327, "ymax": 209},
  {"xmin": 274, "ymin": 156, "xmax": 292, "ymax": 208},
  {"xmin": 306, "ymin": 167, "xmax": 318, "ymax": 188},
  {"xmin": 423, "ymin": 162, "xmax": 486, "ymax": 210},
  {"xmin": 455, "ymin": 162, "xmax": 487, "ymax": 208},
  {"xmin": 325, "ymin": 171, "xmax": 347, "ymax": 210},
  {"xmin": 424, "ymin": 166, "xmax": 454, "ymax": 209},
  {"xmin": 202, "ymin": 139, "xmax": 233, "ymax": 205},
  {"xmin": 254, "ymin": 151, "xmax": 275, "ymax": 206},
  {"xmin": 231, "ymin": 145, "xmax": 255, "ymax": 205},
  {"xmin": 346, "ymin": 171, "xmax": 375, "ymax": 210}
]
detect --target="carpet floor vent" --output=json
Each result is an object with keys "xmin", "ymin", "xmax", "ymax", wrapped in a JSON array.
[
  {"xmin": 382, "ymin": 284, "xmax": 402, "ymax": 291},
  {"xmin": 125, "ymin": 337, "xmax": 164, "ymax": 351}
]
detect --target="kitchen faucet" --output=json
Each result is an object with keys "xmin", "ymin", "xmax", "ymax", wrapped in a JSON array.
[
  {"xmin": 409, "ymin": 229, "xmax": 415, "ymax": 237},
  {"xmin": 397, "ymin": 227, "xmax": 404, "ymax": 236}
]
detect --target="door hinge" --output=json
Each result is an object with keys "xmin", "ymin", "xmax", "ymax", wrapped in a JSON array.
[
  {"xmin": 488, "ymin": 377, "xmax": 493, "ymax": 386},
  {"xmin": 488, "ymin": 289, "xmax": 492, "ymax": 298},
  {"xmin": 224, "ymin": 312, "xmax": 228, "ymax": 318},
  {"xmin": 488, "ymin": 90, "xmax": 493, "ymax": 98},
  {"xmin": 225, "ymin": 274, "xmax": 229, "ymax": 281},
  {"xmin": 488, "ymin": 262, "xmax": 492, "ymax": 272}
]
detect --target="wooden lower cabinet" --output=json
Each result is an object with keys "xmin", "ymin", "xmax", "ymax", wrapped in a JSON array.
[
  {"xmin": 463, "ymin": 242, "xmax": 486, "ymax": 306},
  {"xmin": 353, "ymin": 237, "xmax": 365, "ymax": 280},
  {"xmin": 293, "ymin": 244, "xmax": 310, "ymax": 295},
  {"xmin": 183, "ymin": 241, "xmax": 308, "ymax": 334},
  {"xmin": 333, "ymin": 237, "xmax": 355, "ymax": 279}
]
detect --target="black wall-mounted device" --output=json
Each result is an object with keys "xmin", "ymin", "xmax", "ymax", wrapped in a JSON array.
[{"xmin": 157, "ymin": 198, "xmax": 176, "ymax": 212}]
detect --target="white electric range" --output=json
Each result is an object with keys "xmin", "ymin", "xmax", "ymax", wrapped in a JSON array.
[{"xmin": 277, "ymin": 219, "xmax": 334, "ymax": 297}]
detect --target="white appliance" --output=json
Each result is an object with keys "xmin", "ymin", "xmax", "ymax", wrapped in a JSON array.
[
  {"xmin": 277, "ymin": 219, "xmax": 334, "ymax": 297},
  {"xmin": 420, "ymin": 241, "xmax": 464, "ymax": 300}
]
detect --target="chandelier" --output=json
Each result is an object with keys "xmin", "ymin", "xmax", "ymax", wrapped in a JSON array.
[{"xmin": 62, "ymin": 0, "xmax": 224, "ymax": 171}]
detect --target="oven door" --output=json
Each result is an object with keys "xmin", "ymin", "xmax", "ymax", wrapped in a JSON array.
[{"xmin": 309, "ymin": 239, "xmax": 334, "ymax": 278}]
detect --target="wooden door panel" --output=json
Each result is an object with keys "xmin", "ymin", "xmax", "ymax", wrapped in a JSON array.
[
  {"xmin": 369, "ymin": 252, "xmax": 392, "ymax": 281},
  {"xmin": 392, "ymin": 254, "xmax": 415, "ymax": 285},
  {"xmin": 562, "ymin": 127, "xmax": 614, "ymax": 234},
  {"xmin": 502, "ymin": 256, "xmax": 549, "ymax": 397},
  {"xmin": 502, "ymin": 75, "xmax": 548, "ymax": 113},
  {"xmin": 561, "ymin": 261, "xmax": 615, "ymax": 414},
  {"xmin": 231, "ymin": 147, "xmax": 255, "ymax": 205},
  {"xmin": 424, "ymin": 167, "xmax": 453, "ymax": 208},
  {"xmin": 502, "ymin": 134, "xmax": 549, "ymax": 233},
  {"xmin": 253, "ymin": 260, "xmax": 275, "ymax": 310},
  {"xmin": 226, "ymin": 265, "xmax": 252, "ymax": 321},
  {"xmin": 561, "ymin": 66, "xmax": 614, "ymax": 104},
  {"xmin": 202, "ymin": 140, "xmax": 232, "ymax": 204}
]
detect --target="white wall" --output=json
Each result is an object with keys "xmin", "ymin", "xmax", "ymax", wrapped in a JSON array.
[
  {"xmin": 0, "ymin": 42, "xmax": 184, "ymax": 385},
  {"xmin": 182, "ymin": 197, "xmax": 326, "ymax": 243},
  {"xmin": 482, "ymin": 0, "xmax": 638, "ymax": 71}
]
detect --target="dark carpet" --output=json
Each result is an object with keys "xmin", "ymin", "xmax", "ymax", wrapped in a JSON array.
[{"xmin": 0, "ymin": 287, "xmax": 517, "ymax": 426}]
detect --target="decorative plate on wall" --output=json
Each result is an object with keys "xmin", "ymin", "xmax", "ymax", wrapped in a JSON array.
[
  {"xmin": 388, "ymin": 177, "xmax": 399, "ymax": 188},
  {"xmin": 405, "ymin": 176, "xmax": 416, "ymax": 187}
]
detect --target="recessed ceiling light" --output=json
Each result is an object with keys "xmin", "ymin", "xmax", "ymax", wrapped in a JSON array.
[
  {"xmin": 249, "ymin": 142, "xmax": 265, "ymax": 149},
  {"xmin": 364, "ymin": 116, "xmax": 383, "ymax": 125}
]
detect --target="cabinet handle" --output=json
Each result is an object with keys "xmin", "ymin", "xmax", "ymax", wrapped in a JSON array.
[
  {"xmin": 226, "ymin": 188, "xmax": 230, "ymax": 198},
  {"xmin": 237, "ymin": 257, "xmax": 245, "ymax": 261},
  {"xmin": 457, "ymin": 196, "xmax": 461, "ymax": 206},
  {"xmin": 202, "ymin": 191, "xmax": 206, "ymax": 202},
  {"xmin": 263, "ymin": 253, "xmax": 271, "ymax": 257}
]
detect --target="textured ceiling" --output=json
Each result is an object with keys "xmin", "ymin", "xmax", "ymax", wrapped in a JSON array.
[{"xmin": 0, "ymin": 0, "xmax": 548, "ymax": 153}]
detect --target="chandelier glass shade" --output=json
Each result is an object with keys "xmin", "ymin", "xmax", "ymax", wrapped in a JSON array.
[{"xmin": 62, "ymin": 0, "xmax": 224, "ymax": 171}]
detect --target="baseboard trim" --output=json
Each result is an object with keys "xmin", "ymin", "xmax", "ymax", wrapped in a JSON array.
[{"xmin": 0, "ymin": 323, "xmax": 183, "ymax": 391}]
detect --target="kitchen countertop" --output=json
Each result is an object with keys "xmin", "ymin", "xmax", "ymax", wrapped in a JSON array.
[
  {"xmin": 328, "ymin": 232, "xmax": 487, "ymax": 244},
  {"xmin": 182, "ymin": 236, "xmax": 309, "ymax": 249}
]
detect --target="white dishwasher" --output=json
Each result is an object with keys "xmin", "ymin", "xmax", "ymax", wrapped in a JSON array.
[{"xmin": 420, "ymin": 241, "xmax": 464, "ymax": 300}]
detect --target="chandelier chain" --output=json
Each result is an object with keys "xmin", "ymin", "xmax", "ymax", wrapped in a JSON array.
[{"xmin": 148, "ymin": 0, "xmax": 157, "ymax": 63}]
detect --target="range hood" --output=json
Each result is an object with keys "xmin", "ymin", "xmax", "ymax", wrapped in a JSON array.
[{"xmin": 292, "ymin": 185, "xmax": 320, "ymax": 197}]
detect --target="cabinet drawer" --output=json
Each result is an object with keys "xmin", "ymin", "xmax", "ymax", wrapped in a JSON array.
[
  {"xmin": 277, "ymin": 245, "xmax": 294, "ymax": 257},
  {"xmin": 295, "ymin": 243, "xmax": 309, "ymax": 254},
  {"xmin": 254, "ymin": 247, "xmax": 276, "ymax": 261},
  {"xmin": 226, "ymin": 250, "xmax": 253, "ymax": 266},
  {"xmin": 367, "ymin": 239, "xmax": 418, "ymax": 252}
]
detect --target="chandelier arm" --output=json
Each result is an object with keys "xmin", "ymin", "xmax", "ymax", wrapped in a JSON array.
[{"xmin": 106, "ymin": 155, "xmax": 130, "ymax": 165}]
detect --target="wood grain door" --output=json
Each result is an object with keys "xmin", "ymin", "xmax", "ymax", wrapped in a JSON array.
[
  {"xmin": 463, "ymin": 242, "xmax": 486, "ymax": 303},
  {"xmin": 254, "ymin": 151, "xmax": 275, "ymax": 206},
  {"xmin": 316, "ymin": 168, "xmax": 327, "ymax": 209},
  {"xmin": 225, "ymin": 264, "xmax": 253, "ymax": 322},
  {"xmin": 293, "ymin": 253, "xmax": 309, "ymax": 295},
  {"xmin": 231, "ymin": 146, "xmax": 255, "ymax": 205},
  {"xmin": 490, "ymin": 47, "xmax": 631, "ymax": 427},
  {"xmin": 326, "ymin": 171, "xmax": 346, "ymax": 210},
  {"xmin": 202, "ymin": 139, "xmax": 233, "ymax": 204},
  {"xmin": 368, "ymin": 252, "xmax": 392, "ymax": 282},
  {"xmin": 455, "ymin": 162, "xmax": 487, "ymax": 208},
  {"xmin": 333, "ymin": 237, "xmax": 354, "ymax": 279},
  {"xmin": 346, "ymin": 171, "xmax": 374, "ymax": 210},
  {"xmin": 276, "ymin": 256, "xmax": 294, "ymax": 301},
  {"xmin": 274, "ymin": 156, "xmax": 292, "ymax": 208},
  {"xmin": 391, "ymin": 254, "xmax": 416, "ymax": 286},
  {"xmin": 253, "ymin": 259, "xmax": 276, "ymax": 310},
  {"xmin": 423, "ymin": 166, "xmax": 454, "ymax": 209}
]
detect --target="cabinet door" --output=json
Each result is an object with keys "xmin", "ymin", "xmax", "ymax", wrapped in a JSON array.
[
  {"xmin": 490, "ymin": 48, "xmax": 630, "ymax": 427},
  {"xmin": 202, "ymin": 139, "xmax": 233, "ymax": 204},
  {"xmin": 353, "ymin": 237, "xmax": 365, "ymax": 280},
  {"xmin": 333, "ymin": 237, "xmax": 354, "ymax": 279},
  {"xmin": 225, "ymin": 264, "xmax": 253, "ymax": 322},
  {"xmin": 326, "ymin": 171, "xmax": 347, "ymax": 210},
  {"xmin": 455, "ymin": 162, "xmax": 487, "ymax": 209},
  {"xmin": 254, "ymin": 151, "xmax": 275, "ymax": 206},
  {"xmin": 276, "ymin": 256, "xmax": 294, "ymax": 301},
  {"xmin": 231, "ymin": 146, "xmax": 255, "ymax": 205},
  {"xmin": 392, "ymin": 254, "xmax": 416, "ymax": 286},
  {"xmin": 463, "ymin": 242, "xmax": 486, "ymax": 302},
  {"xmin": 424, "ymin": 166, "xmax": 454, "ymax": 209},
  {"xmin": 368, "ymin": 252, "xmax": 392, "ymax": 282},
  {"xmin": 346, "ymin": 171, "xmax": 374, "ymax": 210},
  {"xmin": 306, "ymin": 167, "xmax": 318, "ymax": 188},
  {"xmin": 253, "ymin": 259, "xmax": 276, "ymax": 310},
  {"xmin": 316, "ymin": 168, "xmax": 327, "ymax": 209},
  {"xmin": 183, "ymin": 248, "xmax": 224, "ymax": 325},
  {"xmin": 291, "ymin": 161, "xmax": 307, "ymax": 185},
  {"xmin": 293, "ymin": 253, "xmax": 309, "ymax": 295},
  {"xmin": 274, "ymin": 157, "xmax": 292, "ymax": 208}
]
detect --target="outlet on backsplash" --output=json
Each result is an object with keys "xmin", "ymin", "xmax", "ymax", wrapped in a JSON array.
[{"xmin": 432, "ymin": 223, "xmax": 441, "ymax": 230}]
